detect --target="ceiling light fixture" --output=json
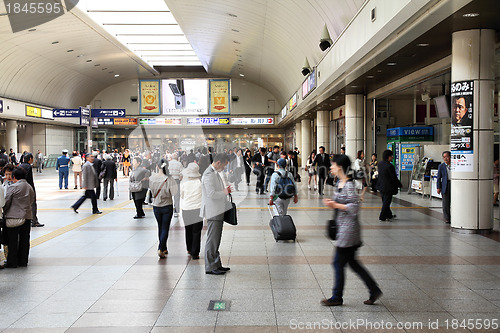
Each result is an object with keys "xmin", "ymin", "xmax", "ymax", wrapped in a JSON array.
[
  {"xmin": 86, "ymin": 60, "xmax": 92, "ymax": 62},
  {"xmin": 67, "ymin": 49, "xmax": 74, "ymax": 52},
  {"xmin": 28, "ymin": 28, "xmax": 36, "ymax": 32},
  {"xmin": 232, "ymin": 29, "xmax": 239, "ymax": 32},
  {"xmin": 233, "ymin": 40, "xmax": 241, "ymax": 44},
  {"xmin": 387, "ymin": 62, "xmax": 397, "ymax": 66},
  {"xmin": 228, "ymin": 13, "xmax": 238, "ymax": 17},
  {"xmin": 114, "ymin": 74, "xmax": 120, "ymax": 77},
  {"xmin": 367, "ymin": 75, "xmax": 374, "ymax": 79},
  {"xmin": 239, "ymin": 74, "xmax": 244, "ymax": 77},
  {"xmin": 51, "ymin": 41, "xmax": 59, "ymax": 45},
  {"xmin": 462, "ymin": 13, "xmax": 479, "ymax": 17},
  {"xmin": 417, "ymin": 43, "xmax": 429, "ymax": 47},
  {"xmin": 94, "ymin": 64, "xmax": 101, "ymax": 67}
]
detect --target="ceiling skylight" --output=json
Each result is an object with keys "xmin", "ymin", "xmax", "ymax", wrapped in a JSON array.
[{"xmin": 76, "ymin": 0, "xmax": 201, "ymax": 67}]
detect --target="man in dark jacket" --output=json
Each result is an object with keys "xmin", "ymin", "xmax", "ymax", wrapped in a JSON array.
[
  {"xmin": 377, "ymin": 150, "xmax": 402, "ymax": 222},
  {"xmin": 92, "ymin": 151, "xmax": 103, "ymax": 199},
  {"xmin": 198, "ymin": 147, "xmax": 214, "ymax": 175},
  {"xmin": 102, "ymin": 154, "xmax": 118, "ymax": 201},
  {"xmin": 20, "ymin": 152, "xmax": 43, "ymax": 227},
  {"xmin": 313, "ymin": 146, "xmax": 331, "ymax": 196},
  {"xmin": 436, "ymin": 151, "xmax": 451, "ymax": 224},
  {"xmin": 253, "ymin": 147, "xmax": 268, "ymax": 194}
]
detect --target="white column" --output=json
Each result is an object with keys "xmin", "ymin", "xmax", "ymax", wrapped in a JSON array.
[
  {"xmin": 345, "ymin": 94, "xmax": 364, "ymax": 161},
  {"xmin": 301, "ymin": 119, "xmax": 311, "ymax": 168},
  {"xmin": 451, "ymin": 29, "xmax": 495, "ymax": 233},
  {"xmin": 317, "ymin": 111, "xmax": 329, "ymax": 153},
  {"xmin": 295, "ymin": 122, "xmax": 302, "ymax": 166},
  {"xmin": 6, "ymin": 120, "xmax": 17, "ymax": 153}
]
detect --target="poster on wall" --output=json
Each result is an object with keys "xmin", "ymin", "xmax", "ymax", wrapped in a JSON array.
[
  {"xmin": 140, "ymin": 80, "xmax": 161, "ymax": 115},
  {"xmin": 209, "ymin": 79, "xmax": 230, "ymax": 114},
  {"xmin": 400, "ymin": 144, "xmax": 419, "ymax": 171},
  {"xmin": 450, "ymin": 80, "xmax": 474, "ymax": 172},
  {"xmin": 161, "ymin": 79, "xmax": 208, "ymax": 115}
]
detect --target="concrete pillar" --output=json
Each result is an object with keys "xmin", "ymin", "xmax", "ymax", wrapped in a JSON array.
[
  {"xmin": 451, "ymin": 29, "xmax": 495, "ymax": 233},
  {"xmin": 6, "ymin": 120, "xmax": 17, "ymax": 153},
  {"xmin": 317, "ymin": 111, "xmax": 329, "ymax": 153},
  {"xmin": 295, "ymin": 122, "xmax": 302, "ymax": 166},
  {"xmin": 301, "ymin": 119, "xmax": 311, "ymax": 168},
  {"xmin": 345, "ymin": 94, "xmax": 364, "ymax": 161}
]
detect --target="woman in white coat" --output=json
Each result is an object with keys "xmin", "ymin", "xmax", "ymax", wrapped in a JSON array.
[{"xmin": 180, "ymin": 163, "xmax": 203, "ymax": 260}]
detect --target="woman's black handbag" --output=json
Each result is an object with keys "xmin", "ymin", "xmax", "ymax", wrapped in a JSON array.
[
  {"xmin": 327, "ymin": 219, "xmax": 337, "ymax": 240},
  {"xmin": 224, "ymin": 194, "xmax": 238, "ymax": 225}
]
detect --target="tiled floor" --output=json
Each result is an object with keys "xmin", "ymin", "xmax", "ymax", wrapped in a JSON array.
[{"xmin": 0, "ymin": 170, "xmax": 499, "ymax": 332}]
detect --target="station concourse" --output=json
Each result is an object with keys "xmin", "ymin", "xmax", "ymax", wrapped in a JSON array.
[{"xmin": 0, "ymin": 0, "xmax": 499, "ymax": 331}]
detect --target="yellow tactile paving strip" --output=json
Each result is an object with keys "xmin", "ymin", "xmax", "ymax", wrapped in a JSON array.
[{"xmin": 30, "ymin": 200, "xmax": 133, "ymax": 248}]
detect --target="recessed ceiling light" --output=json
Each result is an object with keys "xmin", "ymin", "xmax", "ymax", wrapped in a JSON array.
[
  {"xmin": 67, "ymin": 49, "xmax": 74, "ymax": 53},
  {"xmin": 387, "ymin": 62, "xmax": 397, "ymax": 66},
  {"xmin": 351, "ymin": 85, "xmax": 358, "ymax": 88},
  {"xmin": 51, "ymin": 41, "xmax": 59, "ymax": 45},
  {"xmin": 228, "ymin": 13, "xmax": 237, "ymax": 17},
  {"xmin": 233, "ymin": 40, "xmax": 241, "ymax": 44},
  {"xmin": 367, "ymin": 75, "xmax": 375, "ymax": 79},
  {"xmin": 417, "ymin": 43, "xmax": 429, "ymax": 47},
  {"xmin": 114, "ymin": 74, "xmax": 120, "ymax": 77},
  {"xmin": 377, "ymin": 70, "xmax": 382, "ymax": 73},
  {"xmin": 28, "ymin": 28, "xmax": 36, "ymax": 32},
  {"xmin": 94, "ymin": 64, "xmax": 100, "ymax": 67},
  {"xmin": 463, "ymin": 13, "xmax": 479, "ymax": 17},
  {"xmin": 235, "ymin": 49, "xmax": 241, "ymax": 52},
  {"xmin": 239, "ymin": 74, "xmax": 245, "ymax": 77},
  {"xmin": 232, "ymin": 29, "xmax": 239, "ymax": 32},
  {"xmin": 86, "ymin": 60, "xmax": 92, "ymax": 62}
]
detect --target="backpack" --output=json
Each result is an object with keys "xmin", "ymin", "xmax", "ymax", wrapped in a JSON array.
[{"xmin": 274, "ymin": 171, "xmax": 296, "ymax": 199}]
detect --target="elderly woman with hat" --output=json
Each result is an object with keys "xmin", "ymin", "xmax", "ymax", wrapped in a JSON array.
[
  {"xmin": 149, "ymin": 159, "xmax": 178, "ymax": 258},
  {"xmin": 180, "ymin": 162, "xmax": 203, "ymax": 260}
]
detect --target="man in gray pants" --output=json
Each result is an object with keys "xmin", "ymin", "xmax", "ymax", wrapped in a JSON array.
[{"xmin": 201, "ymin": 153, "xmax": 231, "ymax": 275}]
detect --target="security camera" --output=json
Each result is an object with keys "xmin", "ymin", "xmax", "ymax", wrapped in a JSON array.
[
  {"xmin": 301, "ymin": 67, "xmax": 311, "ymax": 76},
  {"xmin": 319, "ymin": 24, "xmax": 333, "ymax": 51}
]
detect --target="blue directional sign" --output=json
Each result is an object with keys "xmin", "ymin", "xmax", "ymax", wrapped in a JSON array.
[
  {"xmin": 92, "ymin": 109, "xmax": 126, "ymax": 118},
  {"xmin": 53, "ymin": 109, "xmax": 80, "ymax": 117}
]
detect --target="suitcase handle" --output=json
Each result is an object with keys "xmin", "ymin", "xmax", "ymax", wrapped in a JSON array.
[{"xmin": 267, "ymin": 203, "xmax": 276, "ymax": 218}]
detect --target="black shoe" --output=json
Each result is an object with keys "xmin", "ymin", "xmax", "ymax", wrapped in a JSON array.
[
  {"xmin": 74, "ymin": 187, "xmax": 78, "ymax": 189},
  {"xmin": 389, "ymin": 215, "xmax": 397, "ymax": 219},
  {"xmin": 321, "ymin": 298, "xmax": 343, "ymax": 306},
  {"xmin": 206, "ymin": 269, "xmax": 226, "ymax": 275},
  {"xmin": 191, "ymin": 255, "xmax": 200, "ymax": 260},
  {"xmin": 71, "ymin": 206, "xmax": 78, "ymax": 213},
  {"xmin": 364, "ymin": 290, "xmax": 383, "ymax": 305},
  {"xmin": 32, "ymin": 222, "xmax": 44, "ymax": 227},
  {"xmin": 103, "ymin": 198, "xmax": 107, "ymax": 201},
  {"xmin": 93, "ymin": 211, "xmax": 103, "ymax": 214},
  {"xmin": 133, "ymin": 215, "xmax": 145, "ymax": 219},
  {"xmin": 218, "ymin": 266, "xmax": 230, "ymax": 272}
]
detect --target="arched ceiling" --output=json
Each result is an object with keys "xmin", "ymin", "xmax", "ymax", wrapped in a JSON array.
[
  {"xmin": 0, "ymin": 0, "xmax": 365, "ymax": 109},
  {"xmin": 164, "ymin": 0, "xmax": 366, "ymax": 106},
  {"xmin": 0, "ymin": 2, "xmax": 156, "ymax": 108}
]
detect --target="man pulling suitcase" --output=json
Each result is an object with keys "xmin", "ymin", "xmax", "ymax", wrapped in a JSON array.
[{"xmin": 268, "ymin": 158, "xmax": 298, "ymax": 241}]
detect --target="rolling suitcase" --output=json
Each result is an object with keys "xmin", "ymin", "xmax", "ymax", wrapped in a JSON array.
[{"xmin": 267, "ymin": 204, "xmax": 296, "ymax": 242}]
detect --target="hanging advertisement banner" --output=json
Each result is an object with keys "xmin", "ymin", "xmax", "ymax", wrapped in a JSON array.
[
  {"xmin": 26, "ymin": 105, "xmax": 42, "ymax": 118},
  {"xmin": 231, "ymin": 118, "xmax": 274, "ymax": 125},
  {"xmin": 114, "ymin": 118, "xmax": 138, "ymax": 126},
  {"xmin": 140, "ymin": 80, "xmax": 161, "ymax": 115},
  {"xmin": 288, "ymin": 94, "xmax": 297, "ymax": 111},
  {"xmin": 138, "ymin": 118, "xmax": 182, "ymax": 126},
  {"xmin": 450, "ymin": 80, "xmax": 474, "ymax": 172},
  {"xmin": 400, "ymin": 144, "xmax": 419, "ymax": 171},
  {"xmin": 187, "ymin": 117, "xmax": 230, "ymax": 126},
  {"xmin": 209, "ymin": 79, "xmax": 230, "ymax": 114}
]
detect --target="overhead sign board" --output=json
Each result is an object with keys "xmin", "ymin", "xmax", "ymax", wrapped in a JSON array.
[
  {"xmin": 80, "ymin": 107, "xmax": 90, "ymax": 126},
  {"xmin": 53, "ymin": 109, "xmax": 80, "ymax": 117},
  {"xmin": 114, "ymin": 118, "xmax": 137, "ymax": 126},
  {"xmin": 140, "ymin": 80, "xmax": 161, "ymax": 115},
  {"xmin": 187, "ymin": 117, "xmax": 230, "ymax": 126},
  {"xmin": 231, "ymin": 118, "xmax": 274, "ymax": 125},
  {"xmin": 301, "ymin": 69, "xmax": 316, "ymax": 99},
  {"xmin": 41, "ymin": 108, "xmax": 53, "ymax": 120},
  {"xmin": 92, "ymin": 109, "xmax": 126, "ymax": 118},
  {"xmin": 138, "ymin": 118, "xmax": 182, "ymax": 126},
  {"xmin": 97, "ymin": 118, "xmax": 113, "ymax": 125},
  {"xmin": 281, "ymin": 106, "xmax": 287, "ymax": 119},
  {"xmin": 26, "ymin": 105, "xmax": 41, "ymax": 118},
  {"xmin": 288, "ymin": 94, "xmax": 297, "ymax": 111},
  {"xmin": 387, "ymin": 127, "xmax": 434, "ymax": 142},
  {"xmin": 0, "ymin": 100, "xmax": 3, "ymax": 113}
]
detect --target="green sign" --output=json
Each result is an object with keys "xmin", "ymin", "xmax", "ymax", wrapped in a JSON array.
[{"xmin": 208, "ymin": 300, "xmax": 230, "ymax": 311}]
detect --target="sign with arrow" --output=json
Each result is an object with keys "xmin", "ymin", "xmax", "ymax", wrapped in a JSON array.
[
  {"xmin": 92, "ymin": 109, "xmax": 126, "ymax": 118},
  {"xmin": 53, "ymin": 109, "xmax": 80, "ymax": 117}
]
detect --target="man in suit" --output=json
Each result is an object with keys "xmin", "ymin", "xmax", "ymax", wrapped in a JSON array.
[
  {"xmin": 264, "ymin": 146, "xmax": 280, "ymax": 191},
  {"xmin": 313, "ymin": 146, "xmax": 331, "ymax": 195},
  {"xmin": 253, "ymin": 147, "xmax": 268, "ymax": 194},
  {"xmin": 436, "ymin": 151, "xmax": 451, "ymax": 224},
  {"xmin": 377, "ymin": 150, "xmax": 402, "ymax": 222},
  {"xmin": 92, "ymin": 151, "xmax": 103, "ymax": 199},
  {"xmin": 201, "ymin": 153, "xmax": 231, "ymax": 275},
  {"xmin": 102, "ymin": 154, "xmax": 117, "ymax": 201},
  {"xmin": 20, "ymin": 152, "xmax": 43, "ymax": 227},
  {"xmin": 71, "ymin": 154, "xmax": 102, "ymax": 214},
  {"xmin": 198, "ymin": 147, "xmax": 214, "ymax": 175}
]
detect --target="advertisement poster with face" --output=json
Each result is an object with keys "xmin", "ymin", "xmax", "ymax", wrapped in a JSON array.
[{"xmin": 450, "ymin": 80, "xmax": 474, "ymax": 172}]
